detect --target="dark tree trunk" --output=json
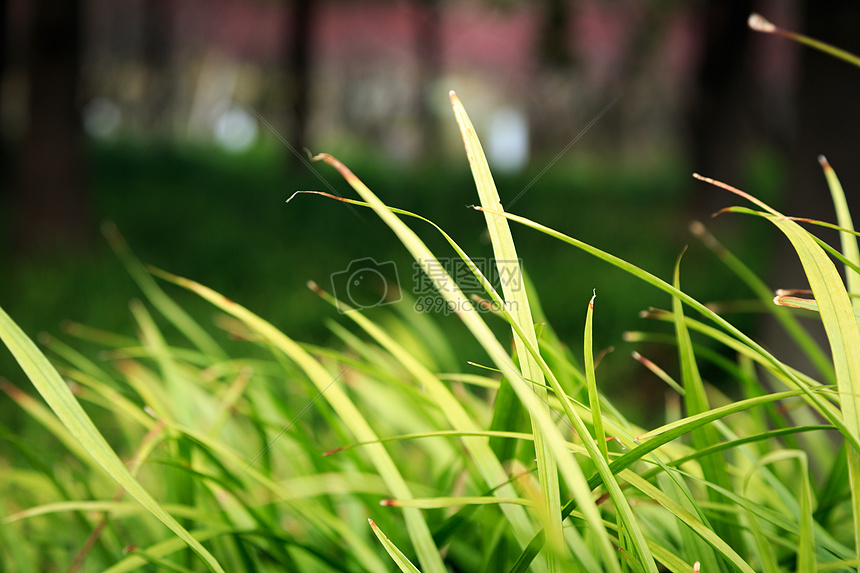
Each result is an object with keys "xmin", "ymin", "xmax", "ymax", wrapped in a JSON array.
[
  {"xmin": 142, "ymin": 0, "xmax": 173, "ymax": 132},
  {"xmin": 687, "ymin": 0, "xmax": 755, "ymax": 214},
  {"xmin": 15, "ymin": 0, "xmax": 90, "ymax": 253},
  {"xmin": 414, "ymin": 0, "xmax": 442, "ymax": 158},
  {"xmin": 537, "ymin": 0, "xmax": 571, "ymax": 69},
  {"xmin": 285, "ymin": 0, "xmax": 315, "ymax": 164},
  {"xmin": 789, "ymin": 3, "xmax": 860, "ymax": 221}
]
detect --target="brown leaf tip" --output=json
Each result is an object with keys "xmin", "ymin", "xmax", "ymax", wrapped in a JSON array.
[
  {"xmin": 818, "ymin": 155, "xmax": 831, "ymax": 170},
  {"xmin": 748, "ymin": 13, "xmax": 777, "ymax": 33},
  {"xmin": 322, "ymin": 445, "xmax": 345, "ymax": 457},
  {"xmin": 380, "ymin": 499, "xmax": 398, "ymax": 506}
]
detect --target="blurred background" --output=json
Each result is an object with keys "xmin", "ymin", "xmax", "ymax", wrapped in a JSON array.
[{"xmin": 1, "ymin": 0, "xmax": 859, "ymax": 417}]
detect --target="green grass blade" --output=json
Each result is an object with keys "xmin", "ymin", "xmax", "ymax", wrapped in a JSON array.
[
  {"xmin": 310, "ymin": 282, "xmax": 540, "ymax": 552},
  {"xmin": 0, "ymin": 304, "xmax": 226, "ymax": 573},
  {"xmin": 584, "ymin": 292, "xmax": 608, "ymax": 463},
  {"xmin": 472, "ymin": 205, "xmax": 860, "ymax": 452},
  {"xmin": 764, "ymin": 214, "xmax": 860, "ymax": 570},
  {"xmin": 819, "ymin": 156, "xmax": 860, "ymax": 298},
  {"xmin": 304, "ymin": 152, "xmax": 622, "ymax": 572},
  {"xmin": 450, "ymin": 91, "xmax": 562, "ymax": 564},
  {"xmin": 672, "ymin": 250, "xmax": 745, "ymax": 559},
  {"xmin": 149, "ymin": 267, "xmax": 446, "ymax": 573},
  {"xmin": 369, "ymin": 519, "xmax": 422, "ymax": 573}
]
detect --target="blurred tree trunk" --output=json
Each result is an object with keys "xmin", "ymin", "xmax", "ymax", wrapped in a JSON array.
[
  {"xmin": 142, "ymin": 0, "xmax": 173, "ymax": 132},
  {"xmin": 15, "ymin": 0, "xmax": 90, "ymax": 253},
  {"xmin": 789, "ymin": 3, "xmax": 860, "ymax": 219},
  {"xmin": 414, "ymin": 0, "xmax": 441, "ymax": 157},
  {"xmin": 285, "ymin": 0, "xmax": 315, "ymax": 164},
  {"xmin": 537, "ymin": 0, "xmax": 571, "ymax": 68},
  {"xmin": 688, "ymin": 0, "xmax": 754, "ymax": 214}
]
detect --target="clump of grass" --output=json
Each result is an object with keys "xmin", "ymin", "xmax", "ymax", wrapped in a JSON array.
[{"xmin": 2, "ymin": 12, "xmax": 860, "ymax": 573}]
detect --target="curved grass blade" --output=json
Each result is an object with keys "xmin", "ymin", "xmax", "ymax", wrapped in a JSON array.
[
  {"xmin": 672, "ymin": 250, "xmax": 746, "ymax": 557},
  {"xmin": 149, "ymin": 267, "xmax": 446, "ymax": 573},
  {"xmin": 471, "ymin": 205, "xmax": 860, "ymax": 452},
  {"xmin": 0, "ymin": 305, "xmax": 227, "ymax": 573},
  {"xmin": 819, "ymin": 156, "xmax": 860, "ymax": 298},
  {"xmin": 303, "ymin": 153, "xmax": 624, "ymax": 572},
  {"xmin": 450, "ymin": 91, "xmax": 562, "ymax": 564},
  {"xmin": 309, "ymin": 282, "xmax": 539, "ymax": 550},
  {"xmin": 369, "ymin": 519, "xmax": 422, "ymax": 573}
]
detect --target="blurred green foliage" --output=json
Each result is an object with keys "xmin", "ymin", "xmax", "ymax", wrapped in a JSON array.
[{"xmin": 1, "ymin": 139, "xmax": 781, "ymax": 420}]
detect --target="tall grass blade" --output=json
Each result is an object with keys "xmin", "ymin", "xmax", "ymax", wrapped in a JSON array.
[
  {"xmin": 149, "ymin": 267, "xmax": 447, "ymax": 573},
  {"xmin": 0, "ymin": 305, "xmax": 227, "ymax": 573},
  {"xmin": 309, "ymin": 282, "xmax": 539, "ymax": 553},
  {"xmin": 672, "ymin": 250, "xmax": 745, "ymax": 560},
  {"xmin": 819, "ymin": 156, "xmax": 860, "ymax": 298},
  {"xmin": 369, "ymin": 519, "xmax": 423, "ymax": 573},
  {"xmin": 304, "ymin": 152, "xmax": 623, "ymax": 571},
  {"xmin": 450, "ymin": 91, "xmax": 562, "ymax": 564}
]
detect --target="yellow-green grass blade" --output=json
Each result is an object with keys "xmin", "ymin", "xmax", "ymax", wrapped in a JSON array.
[
  {"xmin": 763, "ymin": 214, "xmax": 860, "ymax": 570},
  {"xmin": 369, "ymin": 519, "xmax": 422, "ymax": 573},
  {"xmin": 621, "ymin": 470, "xmax": 756, "ymax": 573},
  {"xmin": 820, "ymin": 156, "xmax": 860, "ymax": 298},
  {"xmin": 304, "ymin": 153, "xmax": 623, "ymax": 572},
  {"xmin": 745, "ymin": 451, "xmax": 816, "ymax": 573},
  {"xmin": 164, "ymin": 419, "xmax": 388, "ymax": 571},
  {"xmin": 656, "ymin": 473, "xmax": 721, "ymax": 573},
  {"xmin": 149, "ymin": 268, "xmax": 446, "ymax": 573},
  {"xmin": 311, "ymin": 283, "xmax": 541, "ymax": 550},
  {"xmin": 690, "ymin": 220, "xmax": 835, "ymax": 383},
  {"xmin": 383, "ymin": 496, "xmax": 533, "ymax": 509},
  {"xmin": 748, "ymin": 13, "xmax": 860, "ymax": 69},
  {"xmin": 672, "ymin": 251, "xmax": 745, "ymax": 557},
  {"xmin": 103, "ymin": 222, "xmax": 227, "ymax": 360},
  {"xmin": 293, "ymin": 185, "xmax": 659, "ymax": 572},
  {"xmin": 450, "ymin": 91, "xmax": 561, "ymax": 562},
  {"xmin": 0, "ymin": 305, "xmax": 226, "ymax": 573},
  {"xmin": 584, "ymin": 292, "xmax": 608, "ymax": 463},
  {"xmin": 474, "ymin": 205, "xmax": 860, "ymax": 452}
]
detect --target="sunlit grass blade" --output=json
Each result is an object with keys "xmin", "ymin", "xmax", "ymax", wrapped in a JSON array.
[
  {"xmin": 621, "ymin": 471, "xmax": 756, "ymax": 573},
  {"xmin": 745, "ymin": 451, "xmax": 816, "ymax": 573},
  {"xmin": 672, "ymin": 249, "xmax": 745, "ymax": 557},
  {"xmin": 0, "ymin": 305, "xmax": 227, "ymax": 573},
  {"xmin": 303, "ymin": 152, "xmax": 624, "ymax": 572},
  {"xmin": 472, "ymin": 204, "xmax": 860, "ymax": 452},
  {"xmin": 690, "ymin": 220, "xmax": 835, "ymax": 383},
  {"xmin": 148, "ymin": 266, "xmax": 446, "ymax": 573},
  {"xmin": 819, "ymin": 156, "xmax": 860, "ymax": 298},
  {"xmin": 369, "ymin": 519, "xmax": 422, "ymax": 573},
  {"xmin": 450, "ymin": 90, "xmax": 561, "ymax": 564},
  {"xmin": 584, "ymin": 292, "xmax": 608, "ymax": 463}
]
